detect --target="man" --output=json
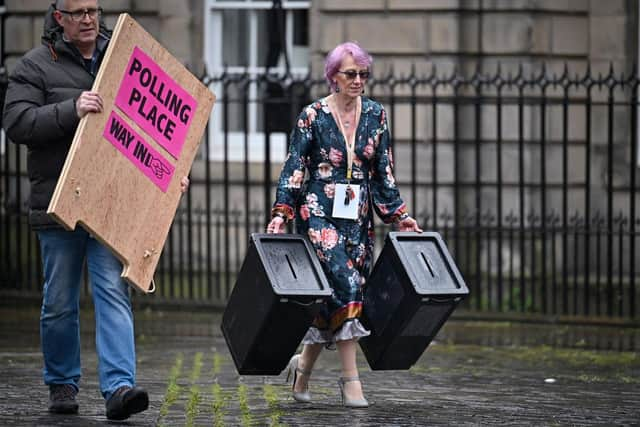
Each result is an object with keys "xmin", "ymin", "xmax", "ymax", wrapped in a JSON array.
[{"xmin": 3, "ymin": 0, "xmax": 188, "ymax": 420}]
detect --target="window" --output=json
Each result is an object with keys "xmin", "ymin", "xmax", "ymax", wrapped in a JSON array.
[{"xmin": 204, "ymin": 0, "xmax": 310, "ymax": 162}]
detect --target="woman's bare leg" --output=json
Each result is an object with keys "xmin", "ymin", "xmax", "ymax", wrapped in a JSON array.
[
  {"xmin": 336, "ymin": 339, "xmax": 365, "ymax": 399},
  {"xmin": 295, "ymin": 343, "xmax": 323, "ymax": 392}
]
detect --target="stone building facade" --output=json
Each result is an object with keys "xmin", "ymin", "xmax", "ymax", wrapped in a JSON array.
[
  {"xmin": 1, "ymin": 1, "xmax": 637, "ymax": 211},
  {"xmin": 309, "ymin": 0, "xmax": 636, "ymax": 77},
  {"xmin": 1, "ymin": 0, "xmax": 638, "ymax": 222},
  {"xmin": 1, "ymin": 1, "xmax": 639, "ymax": 304},
  {"xmin": 1, "ymin": 0, "xmax": 205, "ymax": 73},
  {"xmin": 1, "ymin": 1, "xmax": 635, "ymax": 85},
  {"xmin": 308, "ymin": 1, "xmax": 637, "ymax": 225}
]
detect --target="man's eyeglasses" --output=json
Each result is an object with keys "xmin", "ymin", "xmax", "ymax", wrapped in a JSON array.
[
  {"xmin": 57, "ymin": 7, "xmax": 103, "ymax": 22},
  {"xmin": 337, "ymin": 70, "xmax": 370, "ymax": 80}
]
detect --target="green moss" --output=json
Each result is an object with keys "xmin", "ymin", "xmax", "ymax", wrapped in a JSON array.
[
  {"xmin": 185, "ymin": 385, "xmax": 201, "ymax": 427},
  {"xmin": 428, "ymin": 343, "xmax": 638, "ymax": 369},
  {"xmin": 263, "ymin": 384, "xmax": 286, "ymax": 427},
  {"xmin": 212, "ymin": 382, "xmax": 230, "ymax": 427},
  {"xmin": 184, "ymin": 352, "xmax": 204, "ymax": 426},
  {"xmin": 158, "ymin": 353, "xmax": 184, "ymax": 421},
  {"xmin": 509, "ymin": 345, "xmax": 639, "ymax": 368},
  {"xmin": 213, "ymin": 352, "xmax": 225, "ymax": 375},
  {"xmin": 577, "ymin": 374, "xmax": 606, "ymax": 383},
  {"xmin": 238, "ymin": 383, "xmax": 253, "ymax": 426},
  {"xmin": 189, "ymin": 352, "xmax": 204, "ymax": 383},
  {"xmin": 618, "ymin": 375, "xmax": 639, "ymax": 384}
]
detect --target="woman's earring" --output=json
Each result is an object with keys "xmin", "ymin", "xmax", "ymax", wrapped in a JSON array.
[{"xmin": 334, "ymin": 82, "xmax": 340, "ymax": 93}]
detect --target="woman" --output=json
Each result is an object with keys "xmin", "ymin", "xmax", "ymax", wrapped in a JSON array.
[{"xmin": 266, "ymin": 41, "xmax": 422, "ymax": 408}]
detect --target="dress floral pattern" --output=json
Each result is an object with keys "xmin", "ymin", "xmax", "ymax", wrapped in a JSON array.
[{"xmin": 272, "ymin": 96, "xmax": 407, "ymax": 338}]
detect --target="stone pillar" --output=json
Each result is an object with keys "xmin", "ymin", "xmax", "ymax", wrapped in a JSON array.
[{"xmin": 157, "ymin": 0, "xmax": 204, "ymax": 73}]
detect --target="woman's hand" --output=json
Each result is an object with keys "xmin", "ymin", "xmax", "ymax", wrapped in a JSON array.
[
  {"xmin": 180, "ymin": 176, "xmax": 190, "ymax": 193},
  {"xmin": 266, "ymin": 216, "xmax": 286, "ymax": 234},
  {"xmin": 398, "ymin": 215, "xmax": 423, "ymax": 232}
]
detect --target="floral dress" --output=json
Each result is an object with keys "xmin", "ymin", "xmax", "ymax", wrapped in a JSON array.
[{"xmin": 272, "ymin": 96, "xmax": 407, "ymax": 343}]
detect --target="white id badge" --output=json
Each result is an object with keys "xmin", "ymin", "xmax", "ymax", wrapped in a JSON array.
[{"xmin": 332, "ymin": 183, "xmax": 360, "ymax": 220}]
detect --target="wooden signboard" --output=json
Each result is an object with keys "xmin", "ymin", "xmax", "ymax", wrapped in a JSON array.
[{"xmin": 48, "ymin": 14, "xmax": 215, "ymax": 293}]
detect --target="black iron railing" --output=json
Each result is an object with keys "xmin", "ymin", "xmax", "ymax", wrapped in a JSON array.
[{"xmin": 1, "ymin": 64, "xmax": 639, "ymax": 321}]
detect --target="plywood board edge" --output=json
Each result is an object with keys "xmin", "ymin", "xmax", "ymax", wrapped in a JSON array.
[{"xmin": 47, "ymin": 13, "xmax": 132, "ymax": 229}]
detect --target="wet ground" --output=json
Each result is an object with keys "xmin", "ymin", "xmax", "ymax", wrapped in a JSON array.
[{"xmin": 0, "ymin": 305, "xmax": 638, "ymax": 426}]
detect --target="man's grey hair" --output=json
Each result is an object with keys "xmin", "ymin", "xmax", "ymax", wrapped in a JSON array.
[{"xmin": 55, "ymin": 1, "xmax": 100, "ymax": 10}]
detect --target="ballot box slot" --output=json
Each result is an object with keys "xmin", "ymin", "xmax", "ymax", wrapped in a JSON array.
[
  {"xmin": 420, "ymin": 252, "xmax": 436, "ymax": 279},
  {"xmin": 285, "ymin": 254, "xmax": 298, "ymax": 280}
]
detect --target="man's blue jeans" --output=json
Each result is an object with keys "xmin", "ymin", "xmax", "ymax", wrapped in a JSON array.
[{"xmin": 37, "ymin": 227, "xmax": 136, "ymax": 400}]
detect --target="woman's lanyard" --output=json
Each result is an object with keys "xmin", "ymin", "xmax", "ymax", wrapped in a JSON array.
[{"xmin": 332, "ymin": 95, "xmax": 362, "ymax": 182}]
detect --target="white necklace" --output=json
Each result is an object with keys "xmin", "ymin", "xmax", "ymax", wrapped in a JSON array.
[{"xmin": 338, "ymin": 103, "xmax": 355, "ymax": 128}]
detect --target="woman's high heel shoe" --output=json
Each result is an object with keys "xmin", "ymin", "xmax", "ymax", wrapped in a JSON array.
[
  {"xmin": 285, "ymin": 355, "xmax": 312, "ymax": 403},
  {"xmin": 338, "ymin": 376, "xmax": 369, "ymax": 408}
]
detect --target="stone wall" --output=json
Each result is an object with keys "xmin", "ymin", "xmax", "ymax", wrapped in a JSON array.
[
  {"xmin": 2, "ymin": 0, "xmax": 205, "ymax": 73},
  {"xmin": 310, "ymin": 0, "xmax": 636, "ymax": 76},
  {"xmin": 309, "ymin": 0, "xmax": 637, "ymax": 213},
  {"xmin": 309, "ymin": 0, "xmax": 639, "ymax": 275},
  {"xmin": 2, "ymin": 0, "xmax": 638, "ymax": 275}
]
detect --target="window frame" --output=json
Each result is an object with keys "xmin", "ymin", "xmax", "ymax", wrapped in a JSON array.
[{"xmin": 204, "ymin": 0, "xmax": 311, "ymax": 162}]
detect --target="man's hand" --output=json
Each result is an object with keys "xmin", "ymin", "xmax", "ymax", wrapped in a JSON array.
[
  {"xmin": 75, "ymin": 91, "xmax": 103, "ymax": 118},
  {"xmin": 180, "ymin": 176, "xmax": 190, "ymax": 193}
]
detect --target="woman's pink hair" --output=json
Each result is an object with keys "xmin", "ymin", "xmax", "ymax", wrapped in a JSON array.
[{"xmin": 324, "ymin": 41, "xmax": 373, "ymax": 92}]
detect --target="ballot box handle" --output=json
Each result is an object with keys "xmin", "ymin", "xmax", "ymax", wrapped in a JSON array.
[
  {"xmin": 421, "ymin": 296, "xmax": 462, "ymax": 303},
  {"xmin": 279, "ymin": 298, "xmax": 325, "ymax": 306}
]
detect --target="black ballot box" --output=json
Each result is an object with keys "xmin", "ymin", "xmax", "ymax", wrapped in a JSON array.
[
  {"xmin": 360, "ymin": 232, "xmax": 469, "ymax": 370},
  {"xmin": 221, "ymin": 233, "xmax": 332, "ymax": 375}
]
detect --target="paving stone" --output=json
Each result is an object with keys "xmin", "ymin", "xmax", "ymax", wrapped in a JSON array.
[{"xmin": 0, "ymin": 306, "xmax": 638, "ymax": 426}]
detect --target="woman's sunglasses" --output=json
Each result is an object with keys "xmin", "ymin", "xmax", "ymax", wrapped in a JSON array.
[{"xmin": 337, "ymin": 70, "xmax": 370, "ymax": 80}]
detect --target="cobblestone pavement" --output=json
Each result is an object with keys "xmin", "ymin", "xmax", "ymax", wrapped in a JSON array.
[{"xmin": 0, "ymin": 306, "xmax": 638, "ymax": 426}]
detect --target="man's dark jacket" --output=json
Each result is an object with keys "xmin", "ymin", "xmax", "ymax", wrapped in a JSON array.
[{"xmin": 3, "ymin": 4, "xmax": 111, "ymax": 229}]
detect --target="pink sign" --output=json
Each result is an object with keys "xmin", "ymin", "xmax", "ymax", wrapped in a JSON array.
[
  {"xmin": 114, "ymin": 47, "xmax": 197, "ymax": 159},
  {"xmin": 103, "ymin": 111, "xmax": 175, "ymax": 192}
]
